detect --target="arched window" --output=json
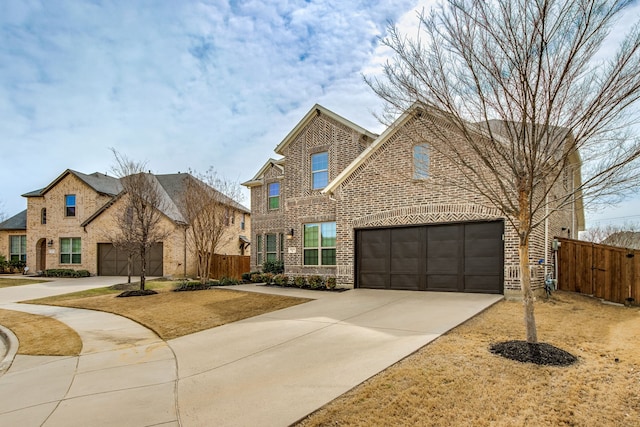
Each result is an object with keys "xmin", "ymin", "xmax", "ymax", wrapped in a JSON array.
[
  {"xmin": 41, "ymin": 208, "xmax": 47, "ymax": 225},
  {"xmin": 413, "ymin": 144, "xmax": 429, "ymax": 179}
]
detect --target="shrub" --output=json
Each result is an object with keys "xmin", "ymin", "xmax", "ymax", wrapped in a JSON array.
[
  {"xmin": 43, "ymin": 269, "xmax": 90, "ymax": 278},
  {"xmin": 262, "ymin": 272, "xmax": 274, "ymax": 285},
  {"xmin": 307, "ymin": 275, "xmax": 324, "ymax": 289},
  {"xmin": 273, "ymin": 274, "xmax": 288, "ymax": 286},
  {"xmin": 250, "ymin": 273, "xmax": 263, "ymax": 283},
  {"xmin": 219, "ymin": 277, "xmax": 240, "ymax": 286},
  {"xmin": 294, "ymin": 276, "xmax": 306, "ymax": 288},
  {"xmin": 174, "ymin": 280, "xmax": 211, "ymax": 292},
  {"xmin": 262, "ymin": 260, "xmax": 284, "ymax": 275},
  {"xmin": 242, "ymin": 271, "xmax": 260, "ymax": 282},
  {"xmin": 326, "ymin": 277, "xmax": 337, "ymax": 289}
]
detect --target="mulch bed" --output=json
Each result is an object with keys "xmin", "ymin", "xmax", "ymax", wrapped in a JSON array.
[
  {"xmin": 116, "ymin": 289, "xmax": 158, "ymax": 297},
  {"xmin": 260, "ymin": 284, "xmax": 350, "ymax": 292},
  {"xmin": 490, "ymin": 340, "xmax": 578, "ymax": 366}
]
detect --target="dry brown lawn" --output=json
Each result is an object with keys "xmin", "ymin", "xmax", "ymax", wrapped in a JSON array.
[
  {"xmin": 26, "ymin": 282, "xmax": 311, "ymax": 340},
  {"xmin": 0, "ymin": 277, "xmax": 48, "ymax": 288},
  {"xmin": 0, "ymin": 308, "xmax": 82, "ymax": 356},
  {"xmin": 298, "ymin": 291, "xmax": 640, "ymax": 427}
]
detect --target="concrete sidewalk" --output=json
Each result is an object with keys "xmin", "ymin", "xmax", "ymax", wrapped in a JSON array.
[{"xmin": 0, "ymin": 279, "xmax": 501, "ymax": 426}]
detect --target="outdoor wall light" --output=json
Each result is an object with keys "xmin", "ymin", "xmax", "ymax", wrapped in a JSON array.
[
  {"xmin": 47, "ymin": 239, "xmax": 54, "ymax": 247},
  {"xmin": 286, "ymin": 228, "xmax": 295, "ymax": 240}
]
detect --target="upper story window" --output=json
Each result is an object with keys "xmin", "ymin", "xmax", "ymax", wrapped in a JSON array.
[
  {"xmin": 41, "ymin": 208, "xmax": 47, "ymax": 224},
  {"xmin": 241, "ymin": 213, "xmax": 246, "ymax": 230},
  {"xmin": 224, "ymin": 208, "xmax": 230, "ymax": 226},
  {"xmin": 65, "ymin": 194, "xmax": 76, "ymax": 217},
  {"xmin": 9, "ymin": 235, "xmax": 26, "ymax": 262},
  {"xmin": 413, "ymin": 144, "xmax": 430, "ymax": 179},
  {"xmin": 268, "ymin": 182, "xmax": 280, "ymax": 209},
  {"xmin": 303, "ymin": 222, "xmax": 336, "ymax": 266},
  {"xmin": 311, "ymin": 152, "xmax": 329, "ymax": 190}
]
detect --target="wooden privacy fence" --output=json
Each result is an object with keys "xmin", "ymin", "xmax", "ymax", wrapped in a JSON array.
[
  {"xmin": 210, "ymin": 254, "xmax": 250, "ymax": 280},
  {"xmin": 557, "ymin": 237, "xmax": 639, "ymax": 305}
]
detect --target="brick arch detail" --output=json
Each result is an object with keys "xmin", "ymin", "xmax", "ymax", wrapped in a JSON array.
[{"xmin": 351, "ymin": 204, "xmax": 503, "ymax": 228}]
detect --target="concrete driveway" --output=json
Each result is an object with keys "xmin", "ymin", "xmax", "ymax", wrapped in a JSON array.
[{"xmin": 0, "ymin": 278, "xmax": 502, "ymax": 426}]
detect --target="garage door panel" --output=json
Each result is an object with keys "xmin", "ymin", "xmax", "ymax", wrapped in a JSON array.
[
  {"xmin": 390, "ymin": 274, "xmax": 421, "ymax": 290},
  {"xmin": 426, "ymin": 274, "xmax": 460, "ymax": 291},
  {"xmin": 360, "ymin": 273, "xmax": 388, "ymax": 289}
]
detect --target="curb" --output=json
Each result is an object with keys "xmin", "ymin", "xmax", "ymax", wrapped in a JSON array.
[{"xmin": 0, "ymin": 324, "xmax": 19, "ymax": 375}]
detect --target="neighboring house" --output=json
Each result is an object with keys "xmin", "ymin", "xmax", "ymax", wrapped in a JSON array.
[
  {"xmin": 602, "ymin": 231, "xmax": 640, "ymax": 250},
  {"xmin": 4, "ymin": 169, "xmax": 250, "ymax": 277},
  {"xmin": 0, "ymin": 210, "xmax": 27, "ymax": 265},
  {"xmin": 243, "ymin": 104, "xmax": 584, "ymax": 298}
]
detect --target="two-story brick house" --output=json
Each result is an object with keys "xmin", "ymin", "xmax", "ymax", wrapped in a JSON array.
[
  {"xmin": 244, "ymin": 104, "xmax": 584, "ymax": 298},
  {"xmin": 2, "ymin": 169, "xmax": 250, "ymax": 277}
]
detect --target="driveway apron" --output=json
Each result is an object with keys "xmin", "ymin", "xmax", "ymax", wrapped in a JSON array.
[{"xmin": 171, "ymin": 286, "xmax": 502, "ymax": 427}]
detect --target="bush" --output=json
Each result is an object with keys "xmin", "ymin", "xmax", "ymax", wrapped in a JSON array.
[
  {"xmin": 219, "ymin": 277, "xmax": 240, "ymax": 286},
  {"xmin": 174, "ymin": 280, "xmax": 211, "ymax": 292},
  {"xmin": 326, "ymin": 277, "xmax": 337, "ymax": 289},
  {"xmin": 250, "ymin": 273, "xmax": 263, "ymax": 283},
  {"xmin": 294, "ymin": 276, "xmax": 306, "ymax": 288},
  {"xmin": 307, "ymin": 275, "xmax": 324, "ymax": 289},
  {"xmin": 43, "ymin": 269, "xmax": 90, "ymax": 278},
  {"xmin": 273, "ymin": 274, "xmax": 289, "ymax": 286},
  {"xmin": 262, "ymin": 260, "xmax": 284, "ymax": 275},
  {"xmin": 242, "ymin": 271, "xmax": 260, "ymax": 282},
  {"xmin": 262, "ymin": 272, "xmax": 274, "ymax": 285}
]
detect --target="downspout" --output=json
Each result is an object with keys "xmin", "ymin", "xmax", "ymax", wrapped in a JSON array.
[
  {"xmin": 183, "ymin": 225, "xmax": 187, "ymax": 278},
  {"xmin": 544, "ymin": 194, "xmax": 549, "ymax": 279}
]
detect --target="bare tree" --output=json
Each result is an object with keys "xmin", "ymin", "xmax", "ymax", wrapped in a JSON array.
[
  {"xmin": 367, "ymin": 0, "xmax": 640, "ymax": 343},
  {"xmin": 581, "ymin": 222, "xmax": 640, "ymax": 248},
  {"xmin": 0, "ymin": 201, "xmax": 6, "ymax": 222},
  {"xmin": 181, "ymin": 168, "xmax": 244, "ymax": 284},
  {"xmin": 110, "ymin": 149, "xmax": 170, "ymax": 290}
]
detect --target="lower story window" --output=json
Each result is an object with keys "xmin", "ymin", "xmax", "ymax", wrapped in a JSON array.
[
  {"xmin": 9, "ymin": 235, "xmax": 26, "ymax": 262},
  {"xmin": 266, "ymin": 234, "xmax": 278, "ymax": 261},
  {"xmin": 303, "ymin": 222, "xmax": 336, "ymax": 266},
  {"xmin": 60, "ymin": 237, "xmax": 81, "ymax": 264}
]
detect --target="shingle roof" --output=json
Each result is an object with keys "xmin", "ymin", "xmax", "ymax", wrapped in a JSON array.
[
  {"xmin": 0, "ymin": 210, "xmax": 27, "ymax": 230},
  {"xmin": 22, "ymin": 169, "xmax": 122, "ymax": 197}
]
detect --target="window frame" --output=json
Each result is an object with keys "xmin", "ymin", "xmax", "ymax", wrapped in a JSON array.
[
  {"xmin": 413, "ymin": 144, "xmax": 430, "ymax": 180},
  {"xmin": 9, "ymin": 235, "xmax": 27, "ymax": 262},
  {"xmin": 311, "ymin": 152, "xmax": 329, "ymax": 190},
  {"xmin": 60, "ymin": 237, "xmax": 82, "ymax": 264},
  {"xmin": 268, "ymin": 182, "xmax": 280, "ymax": 210},
  {"xmin": 41, "ymin": 208, "xmax": 47, "ymax": 225},
  {"xmin": 256, "ymin": 234, "xmax": 263, "ymax": 265},
  {"xmin": 303, "ymin": 222, "xmax": 336, "ymax": 266},
  {"xmin": 65, "ymin": 194, "xmax": 76, "ymax": 217},
  {"xmin": 241, "ymin": 213, "xmax": 246, "ymax": 231},
  {"xmin": 266, "ymin": 233, "xmax": 278, "ymax": 262}
]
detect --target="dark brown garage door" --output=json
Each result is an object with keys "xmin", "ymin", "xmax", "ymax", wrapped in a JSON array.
[
  {"xmin": 356, "ymin": 221, "xmax": 503, "ymax": 294},
  {"xmin": 98, "ymin": 243, "xmax": 163, "ymax": 276}
]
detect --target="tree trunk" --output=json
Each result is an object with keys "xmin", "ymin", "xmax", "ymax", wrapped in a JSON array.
[
  {"xmin": 519, "ymin": 237, "xmax": 538, "ymax": 343},
  {"xmin": 140, "ymin": 245, "xmax": 146, "ymax": 291},
  {"xmin": 127, "ymin": 253, "xmax": 132, "ymax": 284}
]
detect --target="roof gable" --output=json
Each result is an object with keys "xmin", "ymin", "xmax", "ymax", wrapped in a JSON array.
[
  {"xmin": 22, "ymin": 169, "xmax": 122, "ymax": 198},
  {"xmin": 274, "ymin": 104, "xmax": 377, "ymax": 155},
  {"xmin": 242, "ymin": 158, "xmax": 284, "ymax": 187}
]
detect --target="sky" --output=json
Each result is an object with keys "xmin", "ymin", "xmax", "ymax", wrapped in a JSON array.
[{"xmin": 1, "ymin": 0, "xmax": 640, "ymax": 229}]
